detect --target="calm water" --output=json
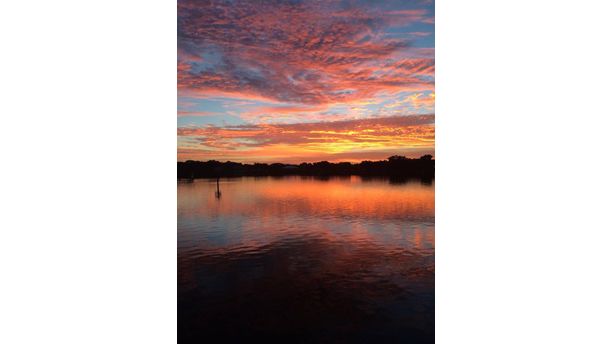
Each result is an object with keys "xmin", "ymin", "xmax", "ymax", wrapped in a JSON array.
[{"xmin": 178, "ymin": 176, "xmax": 434, "ymax": 343}]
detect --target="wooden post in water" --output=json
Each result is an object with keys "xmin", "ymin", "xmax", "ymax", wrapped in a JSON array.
[{"xmin": 215, "ymin": 177, "xmax": 221, "ymax": 198}]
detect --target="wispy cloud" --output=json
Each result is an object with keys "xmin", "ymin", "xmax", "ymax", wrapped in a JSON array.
[
  {"xmin": 177, "ymin": 110, "xmax": 223, "ymax": 117},
  {"xmin": 177, "ymin": 0, "xmax": 435, "ymax": 162},
  {"xmin": 178, "ymin": 0, "xmax": 434, "ymax": 105},
  {"xmin": 177, "ymin": 115, "xmax": 434, "ymax": 162}
]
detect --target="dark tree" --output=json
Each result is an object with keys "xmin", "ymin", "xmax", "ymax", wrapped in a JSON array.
[
  {"xmin": 388, "ymin": 155, "xmax": 408, "ymax": 162},
  {"xmin": 178, "ymin": 156, "xmax": 434, "ymax": 180}
]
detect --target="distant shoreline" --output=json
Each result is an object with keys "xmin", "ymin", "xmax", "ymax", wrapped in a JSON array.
[{"xmin": 178, "ymin": 155, "xmax": 434, "ymax": 180}]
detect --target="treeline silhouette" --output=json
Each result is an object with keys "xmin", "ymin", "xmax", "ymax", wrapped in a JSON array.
[{"xmin": 178, "ymin": 155, "xmax": 434, "ymax": 179}]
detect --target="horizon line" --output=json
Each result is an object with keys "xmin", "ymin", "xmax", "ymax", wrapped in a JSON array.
[{"xmin": 178, "ymin": 155, "xmax": 434, "ymax": 166}]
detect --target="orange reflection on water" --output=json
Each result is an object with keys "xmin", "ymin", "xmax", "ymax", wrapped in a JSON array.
[
  {"xmin": 178, "ymin": 176, "xmax": 434, "ymax": 254},
  {"xmin": 178, "ymin": 176, "xmax": 435, "ymax": 337},
  {"xmin": 181, "ymin": 176, "xmax": 433, "ymax": 219}
]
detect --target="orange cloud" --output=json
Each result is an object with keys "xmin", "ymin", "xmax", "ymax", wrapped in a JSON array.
[{"xmin": 177, "ymin": 115, "xmax": 434, "ymax": 163}]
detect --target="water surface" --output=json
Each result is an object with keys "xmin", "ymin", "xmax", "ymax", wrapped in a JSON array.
[{"xmin": 178, "ymin": 176, "xmax": 434, "ymax": 343}]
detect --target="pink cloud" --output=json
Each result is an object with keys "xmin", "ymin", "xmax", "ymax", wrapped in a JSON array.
[{"xmin": 178, "ymin": 0, "xmax": 435, "ymax": 106}]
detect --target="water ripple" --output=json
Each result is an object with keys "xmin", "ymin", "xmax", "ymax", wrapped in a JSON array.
[{"xmin": 179, "ymin": 176, "xmax": 434, "ymax": 343}]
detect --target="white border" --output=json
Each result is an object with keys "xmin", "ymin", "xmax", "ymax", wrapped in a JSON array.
[
  {"xmin": 0, "ymin": 1, "xmax": 177, "ymax": 343},
  {"xmin": 437, "ymin": 1, "xmax": 612, "ymax": 343}
]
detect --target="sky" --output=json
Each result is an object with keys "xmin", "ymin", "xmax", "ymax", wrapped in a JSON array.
[{"xmin": 178, "ymin": 0, "xmax": 434, "ymax": 163}]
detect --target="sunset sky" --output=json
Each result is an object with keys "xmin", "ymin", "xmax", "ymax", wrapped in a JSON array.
[{"xmin": 178, "ymin": 0, "xmax": 434, "ymax": 163}]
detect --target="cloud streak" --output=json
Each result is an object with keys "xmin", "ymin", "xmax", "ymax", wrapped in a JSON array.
[{"xmin": 178, "ymin": 115, "xmax": 434, "ymax": 162}]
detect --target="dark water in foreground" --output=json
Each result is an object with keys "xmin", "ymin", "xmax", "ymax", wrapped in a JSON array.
[{"xmin": 178, "ymin": 176, "xmax": 434, "ymax": 343}]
